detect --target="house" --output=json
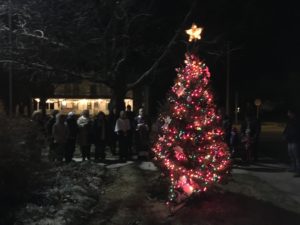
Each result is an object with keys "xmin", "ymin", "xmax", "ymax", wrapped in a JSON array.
[{"xmin": 32, "ymin": 80, "xmax": 133, "ymax": 115}]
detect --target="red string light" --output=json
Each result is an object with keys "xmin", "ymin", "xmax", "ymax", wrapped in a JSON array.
[{"xmin": 152, "ymin": 53, "xmax": 231, "ymax": 203}]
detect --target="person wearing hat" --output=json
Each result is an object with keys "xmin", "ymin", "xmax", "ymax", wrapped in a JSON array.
[
  {"xmin": 115, "ymin": 110, "xmax": 131, "ymax": 162},
  {"xmin": 77, "ymin": 110, "xmax": 92, "ymax": 161}
]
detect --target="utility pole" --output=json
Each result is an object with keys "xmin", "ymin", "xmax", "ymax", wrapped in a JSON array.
[
  {"xmin": 234, "ymin": 91, "xmax": 239, "ymax": 124},
  {"xmin": 8, "ymin": 0, "xmax": 13, "ymax": 117},
  {"xmin": 226, "ymin": 42, "xmax": 230, "ymax": 116}
]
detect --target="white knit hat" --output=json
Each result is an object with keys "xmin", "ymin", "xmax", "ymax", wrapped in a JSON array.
[{"xmin": 68, "ymin": 111, "xmax": 75, "ymax": 117}]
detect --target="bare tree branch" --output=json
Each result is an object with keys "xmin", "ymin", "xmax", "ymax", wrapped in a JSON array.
[
  {"xmin": 0, "ymin": 59, "xmax": 112, "ymax": 87},
  {"xmin": 1, "ymin": 25, "xmax": 68, "ymax": 47},
  {"xmin": 114, "ymin": 57, "xmax": 126, "ymax": 73},
  {"xmin": 126, "ymin": 0, "xmax": 197, "ymax": 90},
  {"xmin": 18, "ymin": 32, "xmax": 68, "ymax": 48}
]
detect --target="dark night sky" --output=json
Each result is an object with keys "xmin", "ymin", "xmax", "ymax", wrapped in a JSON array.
[
  {"xmin": 151, "ymin": 0, "xmax": 300, "ymax": 112},
  {"xmin": 1, "ymin": 0, "xmax": 299, "ymax": 116}
]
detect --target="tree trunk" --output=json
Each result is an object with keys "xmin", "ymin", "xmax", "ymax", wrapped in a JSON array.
[
  {"xmin": 109, "ymin": 87, "xmax": 126, "ymax": 116},
  {"xmin": 40, "ymin": 96, "xmax": 47, "ymax": 118},
  {"xmin": 35, "ymin": 81, "xmax": 54, "ymax": 119}
]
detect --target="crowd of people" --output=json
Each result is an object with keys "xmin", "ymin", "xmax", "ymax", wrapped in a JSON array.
[
  {"xmin": 219, "ymin": 109, "xmax": 262, "ymax": 164},
  {"xmin": 33, "ymin": 103, "xmax": 300, "ymax": 177},
  {"xmin": 44, "ymin": 106, "xmax": 150, "ymax": 163},
  {"xmin": 221, "ymin": 107, "xmax": 300, "ymax": 178}
]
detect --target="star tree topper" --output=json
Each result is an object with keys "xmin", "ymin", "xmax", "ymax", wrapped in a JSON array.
[{"xmin": 185, "ymin": 24, "xmax": 203, "ymax": 42}]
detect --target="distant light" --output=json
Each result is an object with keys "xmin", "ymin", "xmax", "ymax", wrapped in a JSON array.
[
  {"xmin": 254, "ymin": 99, "xmax": 262, "ymax": 106},
  {"xmin": 79, "ymin": 99, "xmax": 88, "ymax": 104},
  {"xmin": 46, "ymin": 99, "xmax": 55, "ymax": 103}
]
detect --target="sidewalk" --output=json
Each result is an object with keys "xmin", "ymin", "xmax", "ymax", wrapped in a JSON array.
[
  {"xmin": 137, "ymin": 157, "xmax": 300, "ymax": 214},
  {"xmin": 231, "ymin": 158, "xmax": 300, "ymax": 213}
]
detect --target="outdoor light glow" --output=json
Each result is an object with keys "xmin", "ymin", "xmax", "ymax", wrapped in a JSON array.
[
  {"xmin": 33, "ymin": 98, "xmax": 133, "ymax": 115},
  {"xmin": 80, "ymin": 99, "xmax": 88, "ymax": 104},
  {"xmin": 46, "ymin": 99, "xmax": 55, "ymax": 104},
  {"xmin": 185, "ymin": 24, "xmax": 203, "ymax": 42}
]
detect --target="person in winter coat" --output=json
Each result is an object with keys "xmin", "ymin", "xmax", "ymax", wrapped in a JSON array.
[
  {"xmin": 45, "ymin": 110, "xmax": 59, "ymax": 161},
  {"xmin": 283, "ymin": 108, "xmax": 300, "ymax": 176},
  {"xmin": 30, "ymin": 110, "xmax": 46, "ymax": 162},
  {"xmin": 240, "ymin": 113, "xmax": 261, "ymax": 163},
  {"xmin": 125, "ymin": 105, "xmax": 135, "ymax": 158},
  {"xmin": 52, "ymin": 113, "xmax": 68, "ymax": 162},
  {"xmin": 134, "ymin": 107, "xmax": 150, "ymax": 159},
  {"xmin": 107, "ymin": 108, "xmax": 118, "ymax": 155},
  {"xmin": 65, "ymin": 112, "xmax": 78, "ymax": 163},
  {"xmin": 229, "ymin": 126, "xmax": 240, "ymax": 157},
  {"xmin": 115, "ymin": 110, "xmax": 130, "ymax": 162},
  {"xmin": 93, "ymin": 111, "xmax": 108, "ymax": 161},
  {"xmin": 218, "ymin": 107, "xmax": 232, "ymax": 147},
  {"xmin": 77, "ymin": 110, "xmax": 92, "ymax": 161}
]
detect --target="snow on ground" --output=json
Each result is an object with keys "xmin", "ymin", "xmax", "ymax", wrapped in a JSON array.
[
  {"xmin": 229, "ymin": 159, "xmax": 300, "ymax": 213},
  {"xmin": 84, "ymin": 162, "xmax": 300, "ymax": 225},
  {"xmin": 15, "ymin": 161, "xmax": 109, "ymax": 225},
  {"xmin": 13, "ymin": 158, "xmax": 300, "ymax": 225},
  {"xmin": 138, "ymin": 161, "xmax": 158, "ymax": 171}
]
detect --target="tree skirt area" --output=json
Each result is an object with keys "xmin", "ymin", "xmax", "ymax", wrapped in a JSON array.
[{"xmin": 14, "ymin": 161, "xmax": 300, "ymax": 225}]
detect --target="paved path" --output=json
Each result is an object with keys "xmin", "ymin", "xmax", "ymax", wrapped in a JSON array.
[
  {"xmin": 232, "ymin": 159, "xmax": 300, "ymax": 212},
  {"xmin": 73, "ymin": 154, "xmax": 300, "ymax": 212}
]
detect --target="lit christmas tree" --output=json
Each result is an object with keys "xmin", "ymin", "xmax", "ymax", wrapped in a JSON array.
[{"xmin": 152, "ymin": 24, "xmax": 231, "ymax": 204}]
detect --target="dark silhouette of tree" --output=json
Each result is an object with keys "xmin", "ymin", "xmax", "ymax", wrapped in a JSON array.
[{"xmin": 0, "ymin": 0, "xmax": 196, "ymax": 113}]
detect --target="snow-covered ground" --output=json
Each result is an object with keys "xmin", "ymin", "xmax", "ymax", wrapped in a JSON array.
[
  {"xmin": 15, "ymin": 161, "xmax": 108, "ymax": 225},
  {"xmin": 14, "ymin": 159, "xmax": 300, "ymax": 225}
]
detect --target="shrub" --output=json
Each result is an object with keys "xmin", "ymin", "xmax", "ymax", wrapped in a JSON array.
[{"xmin": 0, "ymin": 114, "xmax": 46, "ymax": 225}]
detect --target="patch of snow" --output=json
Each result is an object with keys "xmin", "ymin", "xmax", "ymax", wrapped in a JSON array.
[
  {"xmin": 139, "ymin": 161, "xmax": 158, "ymax": 171},
  {"xmin": 232, "ymin": 168, "xmax": 252, "ymax": 174},
  {"xmin": 106, "ymin": 161, "xmax": 134, "ymax": 169},
  {"xmin": 15, "ymin": 162, "xmax": 106, "ymax": 225},
  {"xmin": 106, "ymin": 156, "xmax": 119, "ymax": 160},
  {"xmin": 73, "ymin": 157, "xmax": 83, "ymax": 162}
]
